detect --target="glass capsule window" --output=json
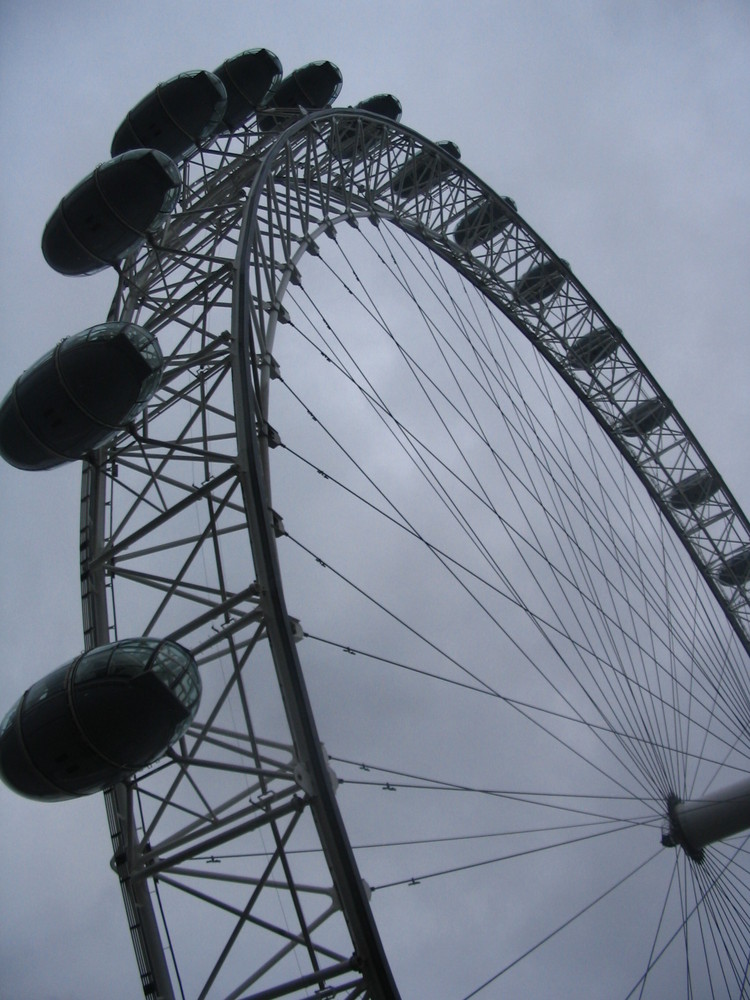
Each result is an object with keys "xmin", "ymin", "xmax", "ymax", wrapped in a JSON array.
[
  {"xmin": 71, "ymin": 322, "xmax": 162, "ymax": 369},
  {"xmin": 123, "ymin": 325, "xmax": 162, "ymax": 370},
  {"xmin": 72, "ymin": 645, "xmax": 115, "ymax": 683},
  {"xmin": 72, "ymin": 638, "xmax": 201, "ymax": 722},
  {"xmin": 16, "ymin": 346, "xmax": 55, "ymax": 390},
  {"xmin": 150, "ymin": 642, "xmax": 202, "ymax": 739},
  {"xmin": 110, "ymin": 149, "xmax": 181, "ymax": 229},
  {"xmin": 74, "ymin": 639, "xmax": 152, "ymax": 682},
  {"xmin": 24, "ymin": 663, "xmax": 70, "ymax": 707},
  {"xmin": 0, "ymin": 703, "xmax": 17, "ymax": 740},
  {"xmin": 167, "ymin": 71, "xmax": 228, "ymax": 142},
  {"xmin": 123, "ymin": 326, "xmax": 164, "ymax": 407},
  {"xmin": 58, "ymin": 322, "xmax": 164, "ymax": 422}
]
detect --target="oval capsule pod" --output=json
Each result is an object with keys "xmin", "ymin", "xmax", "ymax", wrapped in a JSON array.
[
  {"xmin": 332, "ymin": 94, "xmax": 402, "ymax": 159},
  {"xmin": 214, "ymin": 48, "xmax": 283, "ymax": 129},
  {"xmin": 667, "ymin": 469, "xmax": 720, "ymax": 510},
  {"xmin": 257, "ymin": 60, "xmax": 343, "ymax": 131},
  {"xmin": 42, "ymin": 149, "xmax": 181, "ymax": 276},
  {"xmin": 453, "ymin": 196, "xmax": 517, "ymax": 250},
  {"xmin": 615, "ymin": 397, "xmax": 671, "ymax": 438},
  {"xmin": 0, "ymin": 638, "xmax": 200, "ymax": 801},
  {"xmin": 355, "ymin": 93, "xmax": 402, "ymax": 120},
  {"xmin": 716, "ymin": 546, "xmax": 750, "ymax": 587},
  {"xmin": 391, "ymin": 140, "xmax": 461, "ymax": 201},
  {"xmin": 515, "ymin": 258, "xmax": 569, "ymax": 305},
  {"xmin": 567, "ymin": 327, "xmax": 619, "ymax": 370},
  {"xmin": 0, "ymin": 323, "xmax": 162, "ymax": 470},
  {"xmin": 111, "ymin": 70, "xmax": 227, "ymax": 162}
]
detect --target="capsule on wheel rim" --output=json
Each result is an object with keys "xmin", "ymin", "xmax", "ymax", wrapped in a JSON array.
[
  {"xmin": 331, "ymin": 94, "xmax": 402, "ymax": 159},
  {"xmin": 0, "ymin": 322, "xmax": 163, "ymax": 470},
  {"xmin": 514, "ymin": 258, "xmax": 569, "ymax": 305},
  {"xmin": 453, "ymin": 196, "xmax": 517, "ymax": 251},
  {"xmin": 615, "ymin": 397, "xmax": 671, "ymax": 439},
  {"xmin": 257, "ymin": 60, "xmax": 343, "ymax": 131},
  {"xmin": 214, "ymin": 49, "xmax": 283, "ymax": 130},
  {"xmin": 0, "ymin": 638, "xmax": 201, "ymax": 801},
  {"xmin": 42, "ymin": 149, "xmax": 181, "ymax": 276},
  {"xmin": 390, "ymin": 140, "xmax": 461, "ymax": 201},
  {"xmin": 716, "ymin": 546, "xmax": 750, "ymax": 587},
  {"xmin": 667, "ymin": 469, "xmax": 720, "ymax": 510},
  {"xmin": 567, "ymin": 327, "xmax": 619, "ymax": 370},
  {"xmin": 111, "ymin": 70, "xmax": 227, "ymax": 162}
]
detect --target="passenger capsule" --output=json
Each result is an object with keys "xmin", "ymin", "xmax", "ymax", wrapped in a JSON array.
[
  {"xmin": 42, "ymin": 149, "xmax": 181, "ymax": 276},
  {"xmin": 716, "ymin": 546, "xmax": 750, "ymax": 587},
  {"xmin": 0, "ymin": 639, "xmax": 200, "ymax": 801},
  {"xmin": 514, "ymin": 258, "xmax": 569, "ymax": 305},
  {"xmin": 0, "ymin": 323, "xmax": 162, "ymax": 471},
  {"xmin": 667, "ymin": 469, "xmax": 720, "ymax": 510},
  {"xmin": 567, "ymin": 327, "xmax": 619, "ymax": 370},
  {"xmin": 355, "ymin": 93, "xmax": 402, "ymax": 121},
  {"xmin": 615, "ymin": 397, "xmax": 671, "ymax": 438},
  {"xmin": 111, "ymin": 70, "xmax": 227, "ymax": 162},
  {"xmin": 391, "ymin": 140, "xmax": 461, "ymax": 201},
  {"xmin": 453, "ymin": 197, "xmax": 517, "ymax": 251},
  {"xmin": 257, "ymin": 60, "xmax": 343, "ymax": 131},
  {"xmin": 214, "ymin": 48, "xmax": 283, "ymax": 130},
  {"xmin": 332, "ymin": 94, "xmax": 402, "ymax": 159}
]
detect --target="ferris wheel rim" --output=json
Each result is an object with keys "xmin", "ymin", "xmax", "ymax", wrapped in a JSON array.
[
  {"xmin": 232, "ymin": 107, "xmax": 750, "ymax": 660},
  {"xmin": 75, "ymin": 105, "xmax": 750, "ymax": 998}
]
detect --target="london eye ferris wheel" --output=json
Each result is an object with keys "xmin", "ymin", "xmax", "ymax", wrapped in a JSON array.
[{"xmin": 1, "ymin": 42, "xmax": 749, "ymax": 1000}]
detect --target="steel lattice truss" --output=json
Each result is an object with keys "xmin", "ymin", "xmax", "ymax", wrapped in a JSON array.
[{"xmin": 77, "ymin": 111, "xmax": 750, "ymax": 998}]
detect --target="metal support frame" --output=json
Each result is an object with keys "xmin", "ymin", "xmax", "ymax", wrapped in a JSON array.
[
  {"xmin": 73, "ymin": 108, "xmax": 750, "ymax": 997},
  {"xmin": 230, "ymin": 173, "xmax": 401, "ymax": 998}
]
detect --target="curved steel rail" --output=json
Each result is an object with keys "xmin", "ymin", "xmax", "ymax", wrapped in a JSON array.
[
  {"xmin": 78, "ymin": 106, "xmax": 750, "ymax": 998},
  {"xmin": 241, "ymin": 109, "xmax": 750, "ymax": 657}
]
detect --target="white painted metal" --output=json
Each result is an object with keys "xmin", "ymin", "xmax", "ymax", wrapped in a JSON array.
[{"xmin": 70, "ymin": 105, "xmax": 750, "ymax": 996}]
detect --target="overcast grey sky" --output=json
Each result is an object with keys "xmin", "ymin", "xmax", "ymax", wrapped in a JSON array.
[{"xmin": 1, "ymin": 2, "xmax": 749, "ymax": 998}]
